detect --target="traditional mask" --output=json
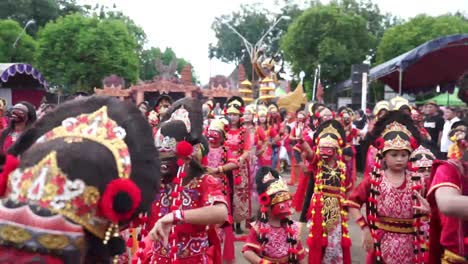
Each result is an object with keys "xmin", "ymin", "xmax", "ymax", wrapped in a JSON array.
[
  {"xmin": 11, "ymin": 104, "xmax": 28, "ymax": 123},
  {"xmin": 271, "ymin": 198, "xmax": 292, "ymax": 219},
  {"xmin": 319, "ymin": 146, "xmax": 336, "ymax": 160},
  {"xmin": 207, "ymin": 130, "xmax": 222, "ymax": 145}
]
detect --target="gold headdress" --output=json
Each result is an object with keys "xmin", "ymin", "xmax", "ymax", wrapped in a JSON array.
[
  {"xmin": 381, "ymin": 121, "xmax": 413, "ymax": 152},
  {"xmin": 373, "ymin": 100, "xmax": 389, "ymax": 116},
  {"xmin": 208, "ymin": 119, "xmax": 227, "ymax": 134},
  {"xmin": 410, "ymin": 145, "xmax": 435, "ymax": 168},
  {"xmin": 244, "ymin": 104, "xmax": 256, "ymax": 115},
  {"xmin": 36, "ymin": 106, "xmax": 131, "ymax": 179},
  {"xmin": 316, "ymin": 122, "xmax": 344, "ymax": 149},
  {"xmin": 11, "ymin": 106, "xmax": 132, "ymax": 239},
  {"xmin": 226, "ymin": 96, "xmax": 244, "ymax": 115},
  {"xmin": 389, "ymin": 96, "xmax": 410, "ymax": 111}
]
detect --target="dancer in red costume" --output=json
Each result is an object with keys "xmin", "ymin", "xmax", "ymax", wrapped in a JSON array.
[
  {"xmin": 244, "ymin": 104, "xmax": 261, "ymax": 218},
  {"xmin": 337, "ymin": 107, "xmax": 358, "ymax": 191},
  {"xmin": 363, "ymin": 100, "xmax": 390, "ymax": 180},
  {"xmin": 288, "ymin": 110, "xmax": 309, "ymax": 186},
  {"xmin": 348, "ymin": 111, "xmax": 430, "ymax": 264},
  {"xmin": 427, "ymin": 74, "xmax": 468, "ymax": 264},
  {"xmin": 205, "ymin": 118, "xmax": 236, "ymax": 264},
  {"xmin": 428, "ymin": 120, "xmax": 468, "ymax": 264},
  {"xmin": 291, "ymin": 105, "xmax": 334, "ymax": 213},
  {"xmin": 243, "ymin": 167, "xmax": 306, "ymax": 264},
  {"xmin": 298, "ymin": 120, "xmax": 352, "ymax": 264},
  {"xmin": 0, "ymin": 96, "xmax": 160, "ymax": 263},
  {"xmin": 137, "ymin": 98, "xmax": 228, "ymax": 264},
  {"xmin": 224, "ymin": 96, "xmax": 252, "ymax": 235},
  {"xmin": 256, "ymin": 105, "xmax": 276, "ymax": 167}
]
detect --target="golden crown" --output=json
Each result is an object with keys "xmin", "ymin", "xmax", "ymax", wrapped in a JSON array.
[
  {"xmin": 36, "ymin": 106, "xmax": 131, "ymax": 179},
  {"xmin": 318, "ymin": 124, "xmax": 341, "ymax": 140},
  {"xmin": 271, "ymin": 192, "xmax": 291, "ymax": 205},
  {"xmin": 6, "ymin": 151, "xmax": 108, "ymax": 239},
  {"xmin": 266, "ymin": 179, "xmax": 289, "ymax": 196},
  {"xmin": 318, "ymin": 135, "xmax": 339, "ymax": 148},
  {"xmin": 382, "ymin": 121, "xmax": 411, "ymax": 138},
  {"xmin": 373, "ymin": 100, "xmax": 390, "ymax": 116},
  {"xmin": 382, "ymin": 135, "xmax": 412, "ymax": 153},
  {"xmin": 227, "ymin": 100, "xmax": 242, "ymax": 114},
  {"xmin": 208, "ymin": 119, "xmax": 226, "ymax": 133}
]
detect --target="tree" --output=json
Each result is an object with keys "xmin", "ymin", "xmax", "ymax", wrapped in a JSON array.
[
  {"xmin": 281, "ymin": 4, "xmax": 376, "ymax": 101},
  {"xmin": 0, "ymin": 0, "xmax": 86, "ymax": 35},
  {"xmin": 36, "ymin": 14, "xmax": 139, "ymax": 93},
  {"xmin": 376, "ymin": 14, "xmax": 468, "ymax": 63},
  {"xmin": 0, "ymin": 19, "xmax": 37, "ymax": 62}
]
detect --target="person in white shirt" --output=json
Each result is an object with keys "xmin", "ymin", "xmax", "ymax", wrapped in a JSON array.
[{"xmin": 440, "ymin": 106, "xmax": 460, "ymax": 159}]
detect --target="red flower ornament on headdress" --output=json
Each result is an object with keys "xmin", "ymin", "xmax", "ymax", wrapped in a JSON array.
[
  {"xmin": 409, "ymin": 137, "xmax": 419, "ymax": 150},
  {"xmin": 100, "ymin": 178, "xmax": 142, "ymax": 222},
  {"xmin": 374, "ymin": 137, "xmax": 385, "ymax": 150}
]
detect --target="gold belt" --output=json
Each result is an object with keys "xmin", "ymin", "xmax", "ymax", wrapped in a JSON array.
[{"xmin": 376, "ymin": 217, "xmax": 415, "ymax": 234}]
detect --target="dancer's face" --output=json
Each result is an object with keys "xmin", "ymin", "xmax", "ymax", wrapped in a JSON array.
[
  {"xmin": 244, "ymin": 112, "xmax": 253, "ymax": 123},
  {"xmin": 384, "ymin": 150, "xmax": 409, "ymax": 172}
]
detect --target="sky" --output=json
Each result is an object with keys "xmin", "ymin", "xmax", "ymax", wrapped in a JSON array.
[{"xmin": 79, "ymin": 0, "xmax": 467, "ymax": 84}]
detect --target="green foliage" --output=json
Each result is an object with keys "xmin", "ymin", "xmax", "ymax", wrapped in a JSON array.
[
  {"xmin": 281, "ymin": 4, "xmax": 376, "ymax": 92},
  {"xmin": 376, "ymin": 15, "xmax": 468, "ymax": 63},
  {"xmin": 0, "ymin": 19, "xmax": 37, "ymax": 62},
  {"xmin": 36, "ymin": 14, "xmax": 139, "ymax": 93},
  {"xmin": 0, "ymin": 0, "xmax": 85, "ymax": 35}
]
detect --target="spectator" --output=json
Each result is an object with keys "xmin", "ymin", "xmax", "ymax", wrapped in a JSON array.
[
  {"xmin": 440, "ymin": 106, "xmax": 460, "ymax": 159},
  {"xmin": 423, "ymin": 101, "xmax": 445, "ymax": 158},
  {"xmin": 137, "ymin": 101, "xmax": 149, "ymax": 116}
]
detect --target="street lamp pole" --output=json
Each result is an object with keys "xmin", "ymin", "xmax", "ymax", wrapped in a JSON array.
[{"xmin": 13, "ymin": 19, "xmax": 35, "ymax": 48}]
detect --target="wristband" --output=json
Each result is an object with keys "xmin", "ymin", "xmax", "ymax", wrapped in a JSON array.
[
  {"xmin": 356, "ymin": 216, "xmax": 368, "ymax": 230},
  {"xmin": 173, "ymin": 209, "xmax": 185, "ymax": 225}
]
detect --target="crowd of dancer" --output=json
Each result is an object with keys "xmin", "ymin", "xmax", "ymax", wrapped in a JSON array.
[{"xmin": 0, "ymin": 73, "xmax": 466, "ymax": 264}]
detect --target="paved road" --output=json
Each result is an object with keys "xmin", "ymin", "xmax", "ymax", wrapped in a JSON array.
[{"xmin": 234, "ymin": 171, "xmax": 366, "ymax": 264}]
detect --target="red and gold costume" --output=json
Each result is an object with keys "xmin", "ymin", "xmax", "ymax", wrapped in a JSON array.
[
  {"xmin": 428, "ymin": 121, "xmax": 468, "ymax": 264},
  {"xmin": 299, "ymin": 120, "xmax": 352, "ymax": 264},
  {"xmin": 138, "ymin": 98, "xmax": 228, "ymax": 264},
  {"xmin": 243, "ymin": 167, "xmax": 306, "ymax": 264},
  {"xmin": 364, "ymin": 101, "xmax": 390, "ymax": 180},
  {"xmin": 141, "ymin": 175, "xmax": 227, "ymax": 264},
  {"xmin": 256, "ymin": 105, "xmax": 275, "ymax": 167},
  {"xmin": 348, "ymin": 112, "xmax": 427, "ymax": 264},
  {"xmin": 337, "ymin": 107, "xmax": 358, "ymax": 191},
  {"xmin": 205, "ymin": 118, "xmax": 235, "ymax": 263},
  {"xmin": 0, "ymin": 98, "xmax": 160, "ymax": 263},
  {"xmin": 225, "ymin": 97, "xmax": 252, "ymax": 224}
]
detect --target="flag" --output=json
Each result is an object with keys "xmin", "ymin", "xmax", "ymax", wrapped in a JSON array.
[{"xmin": 316, "ymin": 79, "xmax": 324, "ymax": 103}]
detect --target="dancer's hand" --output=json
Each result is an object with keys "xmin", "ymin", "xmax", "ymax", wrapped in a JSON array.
[
  {"xmin": 413, "ymin": 191, "xmax": 430, "ymax": 215},
  {"xmin": 206, "ymin": 167, "xmax": 218, "ymax": 175},
  {"xmin": 149, "ymin": 213, "xmax": 174, "ymax": 246},
  {"xmin": 362, "ymin": 228, "xmax": 374, "ymax": 252}
]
